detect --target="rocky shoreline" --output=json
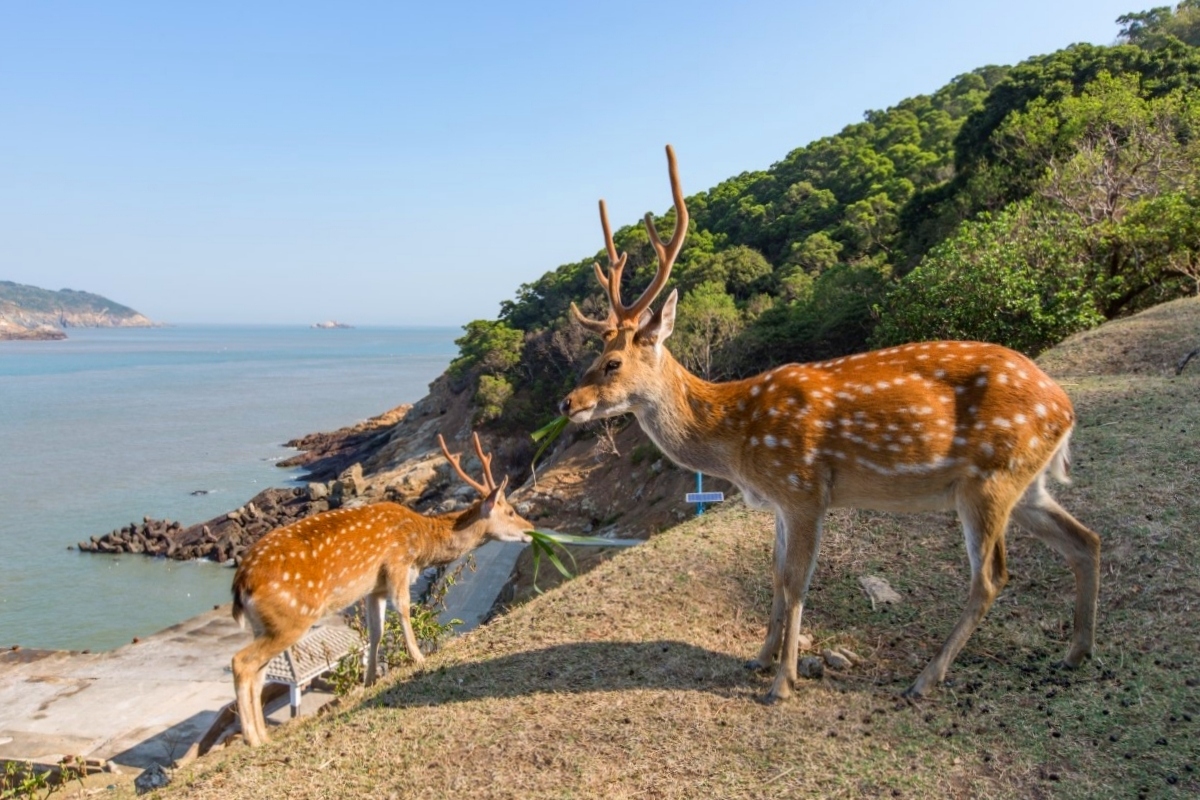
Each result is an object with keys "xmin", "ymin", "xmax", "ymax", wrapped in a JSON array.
[
  {"xmin": 71, "ymin": 373, "xmax": 726, "ymax": 610},
  {"xmin": 74, "ymin": 465, "xmax": 372, "ymax": 565}
]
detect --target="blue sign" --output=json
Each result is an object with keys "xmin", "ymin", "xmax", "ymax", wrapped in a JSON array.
[{"xmin": 685, "ymin": 492, "xmax": 725, "ymax": 504}]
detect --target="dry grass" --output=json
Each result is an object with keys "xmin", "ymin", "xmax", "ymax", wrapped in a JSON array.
[{"xmin": 145, "ymin": 303, "xmax": 1200, "ymax": 800}]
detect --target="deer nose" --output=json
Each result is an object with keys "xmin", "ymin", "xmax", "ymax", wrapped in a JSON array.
[{"xmin": 558, "ymin": 396, "xmax": 572, "ymax": 416}]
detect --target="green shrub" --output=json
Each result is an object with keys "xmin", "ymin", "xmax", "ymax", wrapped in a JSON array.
[{"xmin": 872, "ymin": 202, "xmax": 1103, "ymax": 354}]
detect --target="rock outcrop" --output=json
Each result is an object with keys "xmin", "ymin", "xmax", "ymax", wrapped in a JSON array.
[{"xmin": 0, "ymin": 318, "xmax": 67, "ymax": 340}]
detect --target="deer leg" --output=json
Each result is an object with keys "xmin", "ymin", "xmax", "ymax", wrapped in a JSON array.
[
  {"xmin": 1011, "ymin": 476, "xmax": 1101, "ymax": 667},
  {"xmin": 747, "ymin": 515, "xmax": 789, "ymax": 671},
  {"xmin": 391, "ymin": 574, "xmax": 425, "ymax": 665},
  {"xmin": 906, "ymin": 487, "xmax": 1012, "ymax": 698},
  {"xmin": 364, "ymin": 592, "xmax": 388, "ymax": 686},
  {"xmin": 232, "ymin": 636, "xmax": 289, "ymax": 747},
  {"xmin": 764, "ymin": 510, "xmax": 824, "ymax": 704}
]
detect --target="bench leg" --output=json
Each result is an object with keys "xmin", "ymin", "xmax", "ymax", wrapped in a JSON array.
[{"xmin": 289, "ymin": 683, "xmax": 301, "ymax": 718}]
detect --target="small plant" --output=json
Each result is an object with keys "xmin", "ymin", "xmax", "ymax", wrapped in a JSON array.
[
  {"xmin": 327, "ymin": 563, "xmax": 466, "ymax": 696},
  {"xmin": 0, "ymin": 762, "xmax": 78, "ymax": 800}
]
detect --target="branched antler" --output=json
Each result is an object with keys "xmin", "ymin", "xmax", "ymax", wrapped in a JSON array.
[
  {"xmin": 437, "ymin": 432, "xmax": 499, "ymax": 496},
  {"xmin": 571, "ymin": 144, "xmax": 689, "ymax": 332}
]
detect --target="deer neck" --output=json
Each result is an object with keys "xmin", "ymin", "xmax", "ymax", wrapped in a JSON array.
[
  {"xmin": 420, "ymin": 509, "xmax": 489, "ymax": 566},
  {"xmin": 633, "ymin": 349, "xmax": 739, "ymax": 479}
]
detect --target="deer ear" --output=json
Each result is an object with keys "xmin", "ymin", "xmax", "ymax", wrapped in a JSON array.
[
  {"xmin": 480, "ymin": 489, "xmax": 499, "ymax": 517},
  {"xmin": 636, "ymin": 288, "xmax": 678, "ymax": 348}
]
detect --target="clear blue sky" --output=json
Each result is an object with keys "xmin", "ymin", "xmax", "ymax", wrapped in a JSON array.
[{"xmin": 0, "ymin": 1, "xmax": 1140, "ymax": 325}]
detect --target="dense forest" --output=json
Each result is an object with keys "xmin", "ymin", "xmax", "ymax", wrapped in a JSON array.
[{"xmin": 451, "ymin": 3, "xmax": 1200, "ymax": 436}]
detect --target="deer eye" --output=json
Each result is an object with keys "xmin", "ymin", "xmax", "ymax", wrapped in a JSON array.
[{"xmin": 604, "ymin": 359, "xmax": 621, "ymax": 374}]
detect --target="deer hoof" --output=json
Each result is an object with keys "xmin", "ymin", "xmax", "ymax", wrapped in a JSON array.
[{"xmin": 744, "ymin": 658, "xmax": 772, "ymax": 674}]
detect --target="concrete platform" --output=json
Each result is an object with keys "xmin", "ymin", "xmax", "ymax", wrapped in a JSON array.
[{"xmin": 0, "ymin": 539, "xmax": 528, "ymax": 771}]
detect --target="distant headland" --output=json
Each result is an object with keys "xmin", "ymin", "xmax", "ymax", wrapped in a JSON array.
[
  {"xmin": 311, "ymin": 320, "xmax": 354, "ymax": 329},
  {"xmin": 0, "ymin": 280, "xmax": 155, "ymax": 340}
]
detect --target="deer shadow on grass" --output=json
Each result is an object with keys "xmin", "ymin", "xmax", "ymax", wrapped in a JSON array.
[{"xmin": 364, "ymin": 640, "xmax": 765, "ymax": 710}]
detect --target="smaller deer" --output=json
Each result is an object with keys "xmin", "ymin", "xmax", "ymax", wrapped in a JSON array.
[{"xmin": 231, "ymin": 433, "xmax": 533, "ymax": 747}]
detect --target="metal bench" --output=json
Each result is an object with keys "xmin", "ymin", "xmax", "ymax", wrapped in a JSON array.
[{"xmin": 264, "ymin": 621, "xmax": 363, "ymax": 717}]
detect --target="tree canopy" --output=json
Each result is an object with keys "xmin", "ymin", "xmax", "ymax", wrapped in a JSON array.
[{"xmin": 450, "ymin": 3, "xmax": 1200, "ymax": 434}]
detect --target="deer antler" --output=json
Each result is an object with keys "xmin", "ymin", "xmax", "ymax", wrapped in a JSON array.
[
  {"xmin": 437, "ymin": 433, "xmax": 494, "ymax": 496},
  {"xmin": 572, "ymin": 144, "xmax": 689, "ymax": 331}
]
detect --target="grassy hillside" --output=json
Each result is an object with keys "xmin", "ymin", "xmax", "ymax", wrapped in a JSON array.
[
  {"xmin": 0, "ymin": 281, "xmax": 137, "ymax": 317},
  {"xmin": 151, "ymin": 297, "xmax": 1200, "ymax": 799}
]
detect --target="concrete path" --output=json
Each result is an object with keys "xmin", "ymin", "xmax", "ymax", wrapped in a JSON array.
[{"xmin": 0, "ymin": 544, "xmax": 524, "ymax": 771}]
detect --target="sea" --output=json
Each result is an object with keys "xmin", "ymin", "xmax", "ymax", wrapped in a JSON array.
[{"xmin": 0, "ymin": 325, "xmax": 458, "ymax": 651}]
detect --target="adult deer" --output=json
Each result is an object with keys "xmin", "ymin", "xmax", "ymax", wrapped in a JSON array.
[
  {"xmin": 560, "ymin": 145, "xmax": 1100, "ymax": 704},
  {"xmin": 231, "ymin": 433, "xmax": 533, "ymax": 745}
]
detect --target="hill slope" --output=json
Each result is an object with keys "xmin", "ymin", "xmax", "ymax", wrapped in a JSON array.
[
  {"xmin": 155, "ymin": 299, "xmax": 1200, "ymax": 798},
  {"xmin": 0, "ymin": 281, "xmax": 153, "ymax": 329}
]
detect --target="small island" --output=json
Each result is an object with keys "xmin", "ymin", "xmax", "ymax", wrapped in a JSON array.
[{"xmin": 311, "ymin": 320, "xmax": 354, "ymax": 329}]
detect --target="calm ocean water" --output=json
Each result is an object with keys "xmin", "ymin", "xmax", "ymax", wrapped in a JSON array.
[{"xmin": 0, "ymin": 325, "xmax": 457, "ymax": 651}]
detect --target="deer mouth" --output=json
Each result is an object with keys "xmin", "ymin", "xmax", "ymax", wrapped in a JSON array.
[{"xmin": 566, "ymin": 404, "xmax": 596, "ymax": 423}]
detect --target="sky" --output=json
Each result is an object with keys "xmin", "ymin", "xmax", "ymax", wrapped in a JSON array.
[{"xmin": 0, "ymin": 0, "xmax": 1142, "ymax": 326}]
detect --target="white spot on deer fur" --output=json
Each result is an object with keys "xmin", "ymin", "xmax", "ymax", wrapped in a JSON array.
[
  {"xmin": 787, "ymin": 474, "xmax": 801, "ymax": 487},
  {"xmin": 764, "ymin": 435, "xmax": 778, "ymax": 448},
  {"xmin": 993, "ymin": 417, "xmax": 1011, "ymax": 428},
  {"xmin": 750, "ymin": 385, "xmax": 761, "ymax": 397},
  {"xmin": 953, "ymin": 436, "xmax": 968, "ymax": 446},
  {"xmin": 1013, "ymin": 413, "xmax": 1027, "ymax": 424},
  {"xmin": 750, "ymin": 436, "xmax": 759, "ymax": 446},
  {"xmin": 860, "ymin": 385, "xmax": 874, "ymax": 394},
  {"xmin": 1029, "ymin": 435, "xmax": 1041, "ymax": 448},
  {"xmin": 979, "ymin": 442, "xmax": 995, "ymax": 457},
  {"xmin": 955, "ymin": 386, "xmax": 966, "ymax": 395},
  {"xmin": 876, "ymin": 380, "xmax": 890, "ymax": 389},
  {"xmin": 975, "ymin": 376, "xmax": 988, "ymax": 387},
  {"xmin": 1035, "ymin": 403, "xmax": 1047, "ymax": 417}
]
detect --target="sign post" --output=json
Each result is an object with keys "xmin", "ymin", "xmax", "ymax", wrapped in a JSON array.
[{"xmin": 685, "ymin": 471, "xmax": 724, "ymax": 516}]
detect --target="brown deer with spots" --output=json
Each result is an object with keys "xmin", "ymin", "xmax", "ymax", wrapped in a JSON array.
[
  {"xmin": 230, "ymin": 433, "xmax": 533, "ymax": 746},
  {"xmin": 560, "ymin": 145, "xmax": 1101, "ymax": 704}
]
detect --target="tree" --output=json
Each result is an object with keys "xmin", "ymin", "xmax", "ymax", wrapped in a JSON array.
[
  {"xmin": 449, "ymin": 320, "xmax": 524, "ymax": 377},
  {"xmin": 673, "ymin": 282, "xmax": 743, "ymax": 379}
]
